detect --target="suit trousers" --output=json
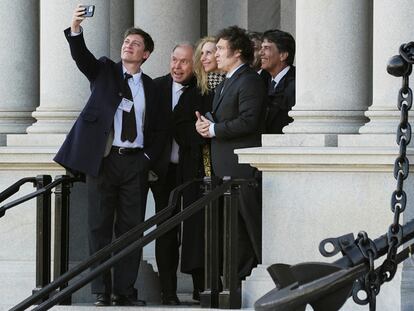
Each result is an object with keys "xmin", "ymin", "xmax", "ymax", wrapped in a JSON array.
[
  {"xmin": 87, "ymin": 148, "xmax": 148, "ymax": 296},
  {"xmin": 237, "ymin": 182, "xmax": 261, "ymax": 280},
  {"xmin": 148, "ymin": 163, "xmax": 180, "ymax": 297}
]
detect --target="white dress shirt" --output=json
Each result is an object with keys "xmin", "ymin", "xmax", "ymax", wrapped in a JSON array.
[
  {"xmin": 271, "ymin": 66, "xmax": 291, "ymax": 89},
  {"xmin": 170, "ymin": 81, "xmax": 185, "ymax": 163},
  {"xmin": 112, "ymin": 68, "xmax": 146, "ymax": 148},
  {"xmin": 70, "ymin": 28, "xmax": 146, "ymax": 150}
]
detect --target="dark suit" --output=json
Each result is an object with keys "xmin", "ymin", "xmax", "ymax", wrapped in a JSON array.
[
  {"xmin": 148, "ymin": 74, "xmax": 178, "ymax": 299},
  {"xmin": 265, "ymin": 66, "xmax": 295, "ymax": 134},
  {"xmin": 150, "ymin": 74, "xmax": 210, "ymax": 297},
  {"xmin": 172, "ymin": 77, "xmax": 211, "ymax": 291},
  {"xmin": 258, "ymin": 69, "xmax": 271, "ymax": 86},
  {"xmin": 210, "ymin": 64, "xmax": 266, "ymax": 279},
  {"xmin": 54, "ymin": 28, "xmax": 166, "ymax": 297}
]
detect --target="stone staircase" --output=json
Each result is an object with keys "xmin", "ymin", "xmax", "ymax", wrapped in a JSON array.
[
  {"xmin": 48, "ymin": 293, "xmax": 203, "ymax": 311},
  {"xmin": 1, "ymin": 294, "xmax": 241, "ymax": 311}
]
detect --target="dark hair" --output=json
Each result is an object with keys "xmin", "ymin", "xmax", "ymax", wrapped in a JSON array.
[
  {"xmin": 248, "ymin": 31, "xmax": 263, "ymax": 42},
  {"xmin": 262, "ymin": 29, "xmax": 295, "ymax": 65},
  {"xmin": 216, "ymin": 26, "xmax": 254, "ymax": 64},
  {"xmin": 123, "ymin": 27, "xmax": 154, "ymax": 53}
]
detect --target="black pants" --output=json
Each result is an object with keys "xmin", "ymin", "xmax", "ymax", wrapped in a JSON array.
[
  {"xmin": 148, "ymin": 163, "xmax": 180, "ymax": 297},
  {"xmin": 237, "ymin": 182, "xmax": 262, "ymax": 280},
  {"xmin": 87, "ymin": 149, "xmax": 148, "ymax": 296}
]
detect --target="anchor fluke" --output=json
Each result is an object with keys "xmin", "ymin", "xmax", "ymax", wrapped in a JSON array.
[{"xmin": 255, "ymin": 262, "xmax": 366, "ymax": 311}]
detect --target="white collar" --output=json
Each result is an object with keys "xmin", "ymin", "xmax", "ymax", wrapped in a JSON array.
[
  {"xmin": 172, "ymin": 81, "xmax": 185, "ymax": 93},
  {"xmin": 226, "ymin": 63, "xmax": 245, "ymax": 79},
  {"xmin": 272, "ymin": 66, "xmax": 290, "ymax": 86},
  {"xmin": 123, "ymin": 66, "xmax": 142, "ymax": 85}
]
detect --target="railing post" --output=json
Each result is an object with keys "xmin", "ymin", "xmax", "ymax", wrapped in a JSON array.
[
  {"xmin": 219, "ymin": 177, "xmax": 241, "ymax": 309},
  {"xmin": 200, "ymin": 176, "xmax": 220, "ymax": 308},
  {"xmin": 53, "ymin": 175, "xmax": 72, "ymax": 305},
  {"xmin": 33, "ymin": 175, "xmax": 52, "ymax": 300}
]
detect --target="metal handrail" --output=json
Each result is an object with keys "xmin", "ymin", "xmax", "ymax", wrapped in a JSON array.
[
  {"xmin": 0, "ymin": 175, "xmax": 83, "ymax": 217},
  {"xmin": 25, "ymin": 178, "xmax": 247, "ymax": 311},
  {"xmin": 10, "ymin": 178, "xmax": 199, "ymax": 311},
  {"xmin": 0, "ymin": 177, "xmax": 37, "ymax": 217}
]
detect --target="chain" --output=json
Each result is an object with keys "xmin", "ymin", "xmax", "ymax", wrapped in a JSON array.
[
  {"xmin": 381, "ymin": 71, "xmax": 412, "ymax": 282},
  {"xmin": 352, "ymin": 43, "xmax": 414, "ymax": 311},
  {"xmin": 352, "ymin": 231, "xmax": 379, "ymax": 308}
]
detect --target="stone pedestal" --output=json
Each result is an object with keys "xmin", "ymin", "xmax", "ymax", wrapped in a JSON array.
[
  {"xmin": 237, "ymin": 142, "xmax": 408, "ymax": 310},
  {"xmin": 0, "ymin": 147, "xmax": 64, "ymax": 306}
]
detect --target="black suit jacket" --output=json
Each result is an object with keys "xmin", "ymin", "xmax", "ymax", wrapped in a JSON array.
[
  {"xmin": 150, "ymin": 74, "xmax": 174, "ymax": 183},
  {"xmin": 54, "ymin": 28, "xmax": 166, "ymax": 177},
  {"xmin": 210, "ymin": 64, "xmax": 266, "ymax": 269},
  {"xmin": 154, "ymin": 74, "xmax": 211, "ymax": 273},
  {"xmin": 211, "ymin": 64, "xmax": 266, "ymax": 178},
  {"xmin": 259, "ymin": 69, "xmax": 271, "ymax": 86},
  {"xmin": 152, "ymin": 74, "xmax": 210, "ymax": 183},
  {"xmin": 265, "ymin": 66, "xmax": 295, "ymax": 134}
]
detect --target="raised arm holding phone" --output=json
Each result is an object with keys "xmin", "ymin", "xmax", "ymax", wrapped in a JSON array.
[{"xmin": 54, "ymin": 5, "xmax": 167, "ymax": 307}]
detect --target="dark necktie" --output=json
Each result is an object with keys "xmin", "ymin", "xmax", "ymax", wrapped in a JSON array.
[
  {"xmin": 121, "ymin": 73, "xmax": 137, "ymax": 142},
  {"xmin": 220, "ymin": 78, "xmax": 228, "ymax": 96},
  {"xmin": 269, "ymin": 79, "xmax": 277, "ymax": 96}
]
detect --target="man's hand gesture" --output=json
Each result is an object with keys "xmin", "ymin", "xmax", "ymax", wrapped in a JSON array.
[{"xmin": 195, "ymin": 111, "xmax": 212, "ymax": 138}]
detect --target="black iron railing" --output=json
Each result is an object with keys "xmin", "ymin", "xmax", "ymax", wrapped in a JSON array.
[
  {"xmin": 7, "ymin": 176, "xmax": 253, "ymax": 311},
  {"xmin": 0, "ymin": 174, "xmax": 84, "ymax": 304}
]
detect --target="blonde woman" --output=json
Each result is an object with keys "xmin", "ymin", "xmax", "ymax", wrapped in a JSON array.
[
  {"xmin": 179, "ymin": 37, "xmax": 225, "ymax": 301},
  {"xmin": 193, "ymin": 37, "xmax": 225, "ymax": 179},
  {"xmin": 194, "ymin": 36, "xmax": 226, "ymax": 95}
]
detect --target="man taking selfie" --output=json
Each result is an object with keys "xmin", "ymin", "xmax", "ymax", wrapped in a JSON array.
[{"xmin": 54, "ymin": 5, "xmax": 167, "ymax": 306}]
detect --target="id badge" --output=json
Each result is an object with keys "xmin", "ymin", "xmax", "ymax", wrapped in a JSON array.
[{"xmin": 119, "ymin": 98, "xmax": 134, "ymax": 112}]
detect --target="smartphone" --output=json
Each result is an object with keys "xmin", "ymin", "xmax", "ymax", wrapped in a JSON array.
[
  {"xmin": 205, "ymin": 112, "xmax": 215, "ymax": 122},
  {"xmin": 80, "ymin": 5, "xmax": 95, "ymax": 17}
]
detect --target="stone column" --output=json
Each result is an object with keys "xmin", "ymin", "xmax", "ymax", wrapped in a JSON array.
[
  {"xmin": 134, "ymin": 0, "xmax": 201, "ymax": 78},
  {"xmin": 247, "ymin": 0, "xmax": 280, "ymax": 32},
  {"xmin": 208, "ymin": 0, "xmax": 248, "ymax": 35},
  {"xmin": 280, "ymin": 0, "xmax": 295, "ymax": 39},
  {"xmin": 359, "ymin": 0, "xmax": 414, "ymax": 136},
  {"xmin": 109, "ymin": 1, "xmax": 134, "ymax": 61},
  {"xmin": 25, "ymin": 0, "xmax": 133, "ymax": 137},
  {"xmin": 284, "ymin": 0, "xmax": 372, "ymax": 135},
  {"xmin": 0, "ymin": 1, "xmax": 39, "ymax": 142},
  {"xmin": 208, "ymin": 0, "xmax": 280, "ymax": 35}
]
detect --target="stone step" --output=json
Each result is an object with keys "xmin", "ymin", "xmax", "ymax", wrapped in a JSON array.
[
  {"xmin": 2, "ymin": 294, "xmax": 254, "ymax": 311},
  {"xmin": 50, "ymin": 307, "xmax": 202, "ymax": 311},
  {"xmin": 50, "ymin": 294, "xmax": 201, "ymax": 310},
  {"xmin": 2, "ymin": 294, "xmax": 199, "ymax": 311}
]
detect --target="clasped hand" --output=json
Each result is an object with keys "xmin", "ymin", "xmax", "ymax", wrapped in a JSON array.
[{"xmin": 195, "ymin": 111, "xmax": 212, "ymax": 138}]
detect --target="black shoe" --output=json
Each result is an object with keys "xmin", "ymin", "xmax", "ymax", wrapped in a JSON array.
[
  {"xmin": 112, "ymin": 294, "xmax": 146, "ymax": 306},
  {"xmin": 94, "ymin": 293, "xmax": 110, "ymax": 306},
  {"xmin": 162, "ymin": 294, "xmax": 180, "ymax": 305}
]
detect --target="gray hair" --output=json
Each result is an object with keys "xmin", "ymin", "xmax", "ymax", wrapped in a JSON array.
[{"xmin": 172, "ymin": 41, "xmax": 194, "ymax": 52}]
